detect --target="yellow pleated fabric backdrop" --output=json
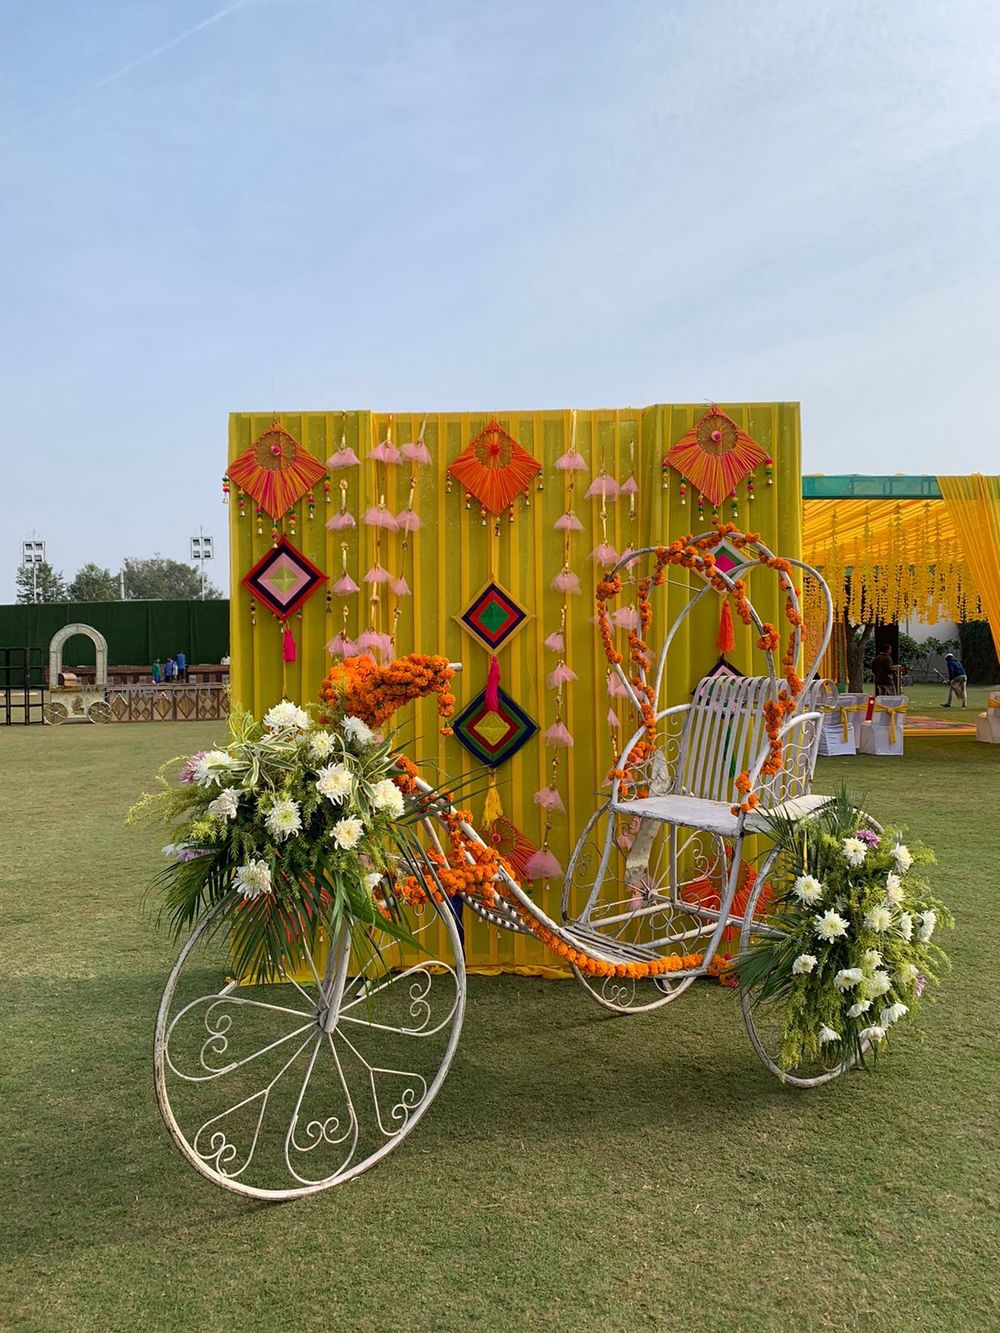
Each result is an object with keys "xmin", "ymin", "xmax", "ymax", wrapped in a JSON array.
[{"xmin": 228, "ymin": 403, "xmax": 802, "ymax": 973}]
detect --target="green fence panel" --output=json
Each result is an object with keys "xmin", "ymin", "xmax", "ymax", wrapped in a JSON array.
[{"xmin": 0, "ymin": 601, "xmax": 230, "ymax": 667}]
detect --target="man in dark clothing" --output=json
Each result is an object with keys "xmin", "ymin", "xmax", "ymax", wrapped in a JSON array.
[
  {"xmin": 942, "ymin": 652, "xmax": 968, "ymax": 708},
  {"xmin": 176, "ymin": 650, "xmax": 187, "ymax": 683},
  {"xmin": 872, "ymin": 647, "xmax": 897, "ymax": 695}
]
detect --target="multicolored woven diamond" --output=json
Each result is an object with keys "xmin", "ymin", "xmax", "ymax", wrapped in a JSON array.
[
  {"xmin": 227, "ymin": 419, "xmax": 327, "ymax": 519},
  {"xmin": 455, "ymin": 580, "xmax": 530, "ymax": 652},
  {"xmin": 452, "ymin": 687, "xmax": 537, "ymax": 768},
  {"xmin": 705, "ymin": 537, "xmax": 744, "ymax": 577},
  {"xmin": 242, "ymin": 537, "xmax": 327, "ymax": 620}
]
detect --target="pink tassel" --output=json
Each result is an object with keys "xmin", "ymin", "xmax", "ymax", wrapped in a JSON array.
[
  {"xmin": 620, "ymin": 546, "xmax": 637, "ymax": 567},
  {"xmin": 543, "ymin": 631, "xmax": 565, "ymax": 653},
  {"xmin": 533, "ymin": 787, "xmax": 565, "ymax": 812},
  {"xmin": 607, "ymin": 707, "xmax": 620, "ymax": 729},
  {"xmin": 391, "ymin": 576, "xmax": 411, "ymax": 597},
  {"xmin": 485, "ymin": 656, "xmax": 501, "ymax": 711},
  {"xmin": 327, "ymin": 447, "xmax": 360, "ymax": 469},
  {"xmin": 545, "ymin": 722, "xmax": 574, "ymax": 747},
  {"xmin": 326, "ymin": 633, "xmax": 358, "ymax": 657},
  {"xmin": 608, "ymin": 673, "xmax": 631, "ymax": 698},
  {"xmin": 554, "ymin": 452, "xmax": 587, "ymax": 472},
  {"xmin": 326, "ymin": 511, "xmax": 356, "ymax": 530},
  {"xmin": 553, "ymin": 511, "xmax": 584, "ymax": 532},
  {"xmin": 611, "ymin": 607, "xmax": 639, "ymax": 629},
  {"xmin": 364, "ymin": 565, "xmax": 392, "ymax": 584},
  {"xmin": 591, "ymin": 543, "xmax": 619, "ymax": 567},
  {"xmin": 282, "ymin": 627, "xmax": 296, "ymax": 663},
  {"xmin": 551, "ymin": 569, "xmax": 582, "ymax": 595},
  {"xmin": 370, "ymin": 441, "xmax": 401, "ymax": 464},
  {"xmin": 357, "ymin": 629, "xmax": 393, "ymax": 655},
  {"xmin": 585, "ymin": 475, "xmax": 620, "ymax": 500},
  {"xmin": 548, "ymin": 663, "xmax": 577, "ymax": 687},
  {"xmin": 525, "ymin": 848, "xmax": 563, "ymax": 880},
  {"xmin": 400, "ymin": 441, "xmax": 431, "ymax": 464},
  {"xmin": 620, "ymin": 476, "xmax": 638, "ymax": 496},
  {"xmin": 395, "ymin": 509, "xmax": 423, "ymax": 531},
  {"xmin": 363, "ymin": 507, "xmax": 399, "ymax": 530},
  {"xmin": 333, "ymin": 574, "xmax": 360, "ymax": 596}
]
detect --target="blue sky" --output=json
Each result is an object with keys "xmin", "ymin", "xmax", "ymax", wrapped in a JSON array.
[{"xmin": 2, "ymin": 0, "xmax": 998, "ymax": 599}]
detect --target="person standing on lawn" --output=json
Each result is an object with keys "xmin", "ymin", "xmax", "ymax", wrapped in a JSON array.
[
  {"xmin": 176, "ymin": 650, "xmax": 187, "ymax": 683},
  {"xmin": 873, "ymin": 646, "xmax": 897, "ymax": 695},
  {"xmin": 942, "ymin": 652, "xmax": 968, "ymax": 707}
]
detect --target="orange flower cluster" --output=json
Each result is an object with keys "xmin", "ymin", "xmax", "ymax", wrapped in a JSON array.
[{"xmin": 319, "ymin": 653, "xmax": 456, "ymax": 733}]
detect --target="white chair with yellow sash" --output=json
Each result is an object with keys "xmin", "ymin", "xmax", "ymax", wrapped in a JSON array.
[
  {"xmin": 975, "ymin": 690, "xmax": 1000, "ymax": 744},
  {"xmin": 859, "ymin": 693, "xmax": 908, "ymax": 756},
  {"xmin": 818, "ymin": 692, "xmax": 865, "ymax": 756}
]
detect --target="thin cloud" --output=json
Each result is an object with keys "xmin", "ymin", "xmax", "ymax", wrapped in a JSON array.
[{"xmin": 4, "ymin": 0, "xmax": 255, "ymax": 140}]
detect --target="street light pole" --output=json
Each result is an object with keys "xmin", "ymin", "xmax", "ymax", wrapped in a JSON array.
[
  {"xmin": 190, "ymin": 528, "xmax": 214, "ymax": 600},
  {"xmin": 21, "ymin": 534, "xmax": 46, "ymax": 604}
]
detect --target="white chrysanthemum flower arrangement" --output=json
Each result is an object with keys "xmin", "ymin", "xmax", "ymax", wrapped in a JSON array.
[
  {"xmin": 134, "ymin": 701, "xmax": 429, "ymax": 981},
  {"xmin": 733, "ymin": 792, "xmax": 951, "ymax": 1072}
]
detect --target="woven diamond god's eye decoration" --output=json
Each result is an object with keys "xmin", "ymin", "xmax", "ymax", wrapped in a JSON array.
[
  {"xmin": 447, "ymin": 419, "xmax": 542, "ymax": 514},
  {"xmin": 228, "ymin": 419, "xmax": 328, "ymax": 519},
  {"xmin": 242, "ymin": 537, "xmax": 327, "ymax": 620},
  {"xmin": 663, "ymin": 406, "xmax": 768, "ymax": 508},
  {"xmin": 455, "ymin": 580, "xmax": 531, "ymax": 653},
  {"xmin": 452, "ymin": 687, "xmax": 537, "ymax": 768}
]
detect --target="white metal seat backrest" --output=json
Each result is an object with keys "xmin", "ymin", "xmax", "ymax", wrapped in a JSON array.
[{"xmin": 675, "ymin": 676, "xmax": 829, "ymax": 807}]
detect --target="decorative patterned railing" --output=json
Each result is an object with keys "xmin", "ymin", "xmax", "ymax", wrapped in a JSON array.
[{"xmin": 107, "ymin": 684, "xmax": 230, "ymax": 723}]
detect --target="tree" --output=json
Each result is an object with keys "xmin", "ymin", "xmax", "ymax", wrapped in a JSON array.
[
  {"xmin": 122, "ymin": 555, "xmax": 222, "ymax": 600},
  {"xmin": 67, "ymin": 563, "xmax": 120, "ymax": 602},
  {"xmin": 15, "ymin": 560, "xmax": 67, "ymax": 604},
  {"xmin": 843, "ymin": 609, "xmax": 874, "ymax": 693}
]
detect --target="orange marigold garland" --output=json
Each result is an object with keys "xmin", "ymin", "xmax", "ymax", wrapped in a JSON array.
[{"xmin": 319, "ymin": 653, "xmax": 456, "ymax": 734}]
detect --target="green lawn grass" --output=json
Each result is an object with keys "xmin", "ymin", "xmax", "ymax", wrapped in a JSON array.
[
  {"xmin": 901, "ymin": 680, "xmax": 995, "ymax": 715},
  {"xmin": 1, "ymin": 722, "xmax": 997, "ymax": 1332}
]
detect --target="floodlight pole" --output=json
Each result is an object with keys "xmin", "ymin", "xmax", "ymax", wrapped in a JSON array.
[{"xmin": 190, "ymin": 527, "xmax": 213, "ymax": 600}]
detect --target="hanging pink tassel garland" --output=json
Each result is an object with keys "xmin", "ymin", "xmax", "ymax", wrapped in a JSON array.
[
  {"xmin": 391, "ymin": 576, "xmax": 411, "ymax": 597},
  {"xmin": 585, "ymin": 474, "xmax": 620, "ymax": 500},
  {"xmin": 400, "ymin": 440, "xmax": 431, "ymax": 464},
  {"xmin": 551, "ymin": 569, "xmax": 582, "ymax": 595},
  {"xmin": 554, "ymin": 451, "xmax": 587, "ymax": 472},
  {"xmin": 591, "ymin": 543, "xmax": 619, "ymax": 567},
  {"xmin": 525, "ymin": 848, "xmax": 563, "ymax": 880},
  {"xmin": 327, "ymin": 447, "xmax": 360, "ymax": 469},
  {"xmin": 611, "ymin": 607, "xmax": 639, "ymax": 629},
  {"xmin": 547, "ymin": 663, "xmax": 578, "ymax": 688},
  {"xmin": 326, "ymin": 511, "xmax": 356, "ymax": 530},
  {"xmin": 363, "ymin": 507, "xmax": 399, "ymax": 530},
  {"xmin": 533, "ymin": 787, "xmax": 565, "ymax": 812},
  {"xmin": 545, "ymin": 721, "xmax": 574, "ymax": 747},
  {"xmin": 607, "ymin": 707, "xmax": 620, "ymax": 729},
  {"xmin": 619, "ymin": 476, "xmax": 638, "ymax": 495},
  {"xmin": 395, "ymin": 509, "xmax": 422, "ymax": 531},
  {"xmin": 333, "ymin": 574, "xmax": 360, "ymax": 596},
  {"xmin": 543, "ymin": 631, "xmax": 565, "ymax": 652},
  {"xmin": 364, "ymin": 565, "xmax": 392, "ymax": 584},
  {"xmin": 369, "ymin": 440, "xmax": 401, "ymax": 464},
  {"xmin": 484, "ymin": 656, "xmax": 501, "ymax": 711},
  {"xmin": 607, "ymin": 673, "xmax": 631, "ymax": 698},
  {"xmin": 553, "ymin": 511, "xmax": 584, "ymax": 532},
  {"xmin": 326, "ymin": 633, "xmax": 358, "ymax": 657},
  {"xmin": 357, "ymin": 629, "xmax": 393, "ymax": 656}
]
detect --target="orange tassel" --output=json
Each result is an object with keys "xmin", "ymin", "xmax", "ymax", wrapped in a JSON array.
[{"xmin": 717, "ymin": 600, "xmax": 736, "ymax": 654}]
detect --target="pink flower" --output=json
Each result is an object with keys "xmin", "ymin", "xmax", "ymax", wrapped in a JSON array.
[
  {"xmin": 533, "ymin": 787, "xmax": 565, "ymax": 812},
  {"xmin": 399, "ymin": 441, "xmax": 431, "ymax": 464},
  {"xmin": 547, "ymin": 663, "xmax": 578, "ymax": 687},
  {"xmin": 369, "ymin": 441, "xmax": 401, "ymax": 464},
  {"xmin": 179, "ymin": 753, "xmax": 205, "ymax": 784},
  {"xmin": 545, "ymin": 721, "xmax": 574, "ymax": 747},
  {"xmin": 326, "ymin": 511, "xmax": 356, "ymax": 530},
  {"xmin": 326, "ymin": 447, "xmax": 360, "ymax": 469},
  {"xmin": 585, "ymin": 475, "xmax": 619, "ymax": 500},
  {"xmin": 554, "ymin": 511, "xmax": 584, "ymax": 532},
  {"xmin": 551, "ymin": 569, "xmax": 582, "ymax": 595},
  {"xmin": 525, "ymin": 849, "xmax": 563, "ymax": 880},
  {"xmin": 554, "ymin": 451, "xmax": 587, "ymax": 471},
  {"xmin": 543, "ymin": 631, "xmax": 565, "ymax": 653}
]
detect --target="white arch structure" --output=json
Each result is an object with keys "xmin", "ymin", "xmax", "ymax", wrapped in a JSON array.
[{"xmin": 49, "ymin": 623, "xmax": 108, "ymax": 689}]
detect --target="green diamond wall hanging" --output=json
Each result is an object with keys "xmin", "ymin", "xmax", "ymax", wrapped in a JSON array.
[
  {"xmin": 455, "ymin": 579, "xmax": 531, "ymax": 652},
  {"xmin": 452, "ymin": 687, "xmax": 538, "ymax": 768}
]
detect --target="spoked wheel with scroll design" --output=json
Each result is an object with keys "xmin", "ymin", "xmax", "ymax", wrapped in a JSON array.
[
  {"xmin": 738, "ymin": 811, "xmax": 881, "ymax": 1087},
  {"xmin": 154, "ymin": 887, "xmax": 465, "ymax": 1200},
  {"xmin": 560, "ymin": 802, "xmax": 718, "ymax": 1014}
]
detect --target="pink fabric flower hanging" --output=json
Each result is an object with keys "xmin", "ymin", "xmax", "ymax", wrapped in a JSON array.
[
  {"xmin": 607, "ymin": 672, "xmax": 631, "ymax": 698},
  {"xmin": 544, "ymin": 721, "xmax": 574, "ymax": 747},
  {"xmin": 554, "ymin": 451, "xmax": 587, "ymax": 471},
  {"xmin": 357, "ymin": 629, "xmax": 393, "ymax": 656},
  {"xmin": 333, "ymin": 574, "xmax": 360, "ymax": 596},
  {"xmin": 547, "ymin": 662, "xmax": 578, "ymax": 688},
  {"xmin": 551, "ymin": 569, "xmax": 582, "ymax": 595},
  {"xmin": 395, "ymin": 509, "xmax": 422, "ymax": 531},
  {"xmin": 327, "ymin": 446, "xmax": 360, "ymax": 469},
  {"xmin": 585, "ymin": 474, "xmax": 620, "ymax": 500},
  {"xmin": 326, "ymin": 633, "xmax": 358, "ymax": 657},
  {"xmin": 326, "ymin": 511, "xmax": 356, "ymax": 530},
  {"xmin": 363, "ymin": 506, "xmax": 399, "ymax": 530},
  {"xmin": 363, "ymin": 565, "xmax": 392, "ymax": 584},
  {"xmin": 370, "ymin": 440, "xmax": 401, "ymax": 464},
  {"xmin": 607, "ymin": 707, "xmax": 620, "ymax": 729},
  {"xmin": 619, "ymin": 476, "xmax": 638, "ymax": 496},
  {"xmin": 553, "ymin": 511, "xmax": 584, "ymax": 532},
  {"xmin": 391, "ymin": 576, "xmax": 411, "ymax": 597},
  {"xmin": 400, "ymin": 440, "xmax": 432, "ymax": 464},
  {"xmin": 533, "ymin": 786, "xmax": 565, "ymax": 812},
  {"xmin": 525, "ymin": 848, "xmax": 563, "ymax": 880},
  {"xmin": 590, "ymin": 543, "xmax": 619, "ymax": 567},
  {"xmin": 611, "ymin": 607, "xmax": 639, "ymax": 629},
  {"xmin": 543, "ymin": 631, "xmax": 565, "ymax": 653}
]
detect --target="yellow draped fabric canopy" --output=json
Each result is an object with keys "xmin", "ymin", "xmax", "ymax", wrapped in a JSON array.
[{"xmin": 802, "ymin": 477, "xmax": 1000, "ymax": 636}]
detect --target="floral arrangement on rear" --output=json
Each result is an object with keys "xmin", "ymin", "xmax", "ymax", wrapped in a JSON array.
[
  {"xmin": 135, "ymin": 700, "xmax": 438, "ymax": 982},
  {"xmin": 735, "ymin": 791, "xmax": 952, "ymax": 1072}
]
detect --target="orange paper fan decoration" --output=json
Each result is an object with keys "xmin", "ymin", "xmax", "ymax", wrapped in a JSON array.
[
  {"xmin": 227, "ymin": 420, "xmax": 327, "ymax": 519},
  {"xmin": 663, "ymin": 406, "xmax": 768, "ymax": 507},
  {"xmin": 482, "ymin": 814, "xmax": 538, "ymax": 885},
  {"xmin": 447, "ymin": 419, "xmax": 542, "ymax": 514}
]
